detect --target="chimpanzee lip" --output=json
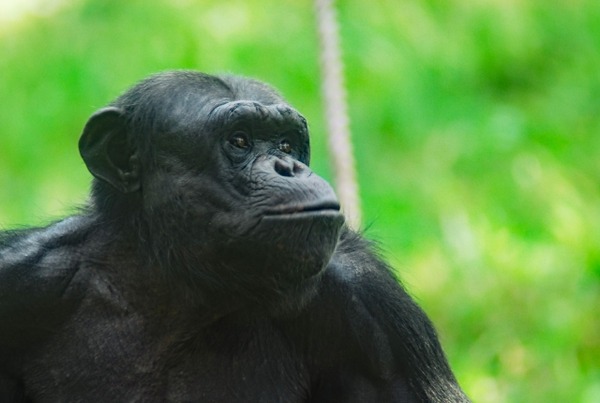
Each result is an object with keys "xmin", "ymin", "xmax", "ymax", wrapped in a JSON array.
[{"xmin": 265, "ymin": 201, "xmax": 341, "ymax": 216}]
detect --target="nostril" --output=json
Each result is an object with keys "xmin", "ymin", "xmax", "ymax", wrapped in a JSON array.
[
  {"xmin": 292, "ymin": 161, "xmax": 307, "ymax": 175},
  {"xmin": 274, "ymin": 158, "xmax": 294, "ymax": 177}
]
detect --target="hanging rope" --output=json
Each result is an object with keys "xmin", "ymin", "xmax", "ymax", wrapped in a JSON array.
[{"xmin": 314, "ymin": 0, "xmax": 361, "ymax": 229}]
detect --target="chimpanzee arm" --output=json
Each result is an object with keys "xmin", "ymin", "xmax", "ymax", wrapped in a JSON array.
[{"xmin": 310, "ymin": 229, "xmax": 470, "ymax": 402}]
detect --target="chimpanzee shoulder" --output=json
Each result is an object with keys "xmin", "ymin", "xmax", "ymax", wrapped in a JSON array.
[
  {"xmin": 0, "ymin": 217, "xmax": 93, "ymax": 364},
  {"xmin": 304, "ymin": 227, "xmax": 466, "ymax": 402}
]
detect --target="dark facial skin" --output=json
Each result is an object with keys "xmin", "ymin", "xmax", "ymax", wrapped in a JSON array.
[{"xmin": 0, "ymin": 71, "xmax": 469, "ymax": 402}]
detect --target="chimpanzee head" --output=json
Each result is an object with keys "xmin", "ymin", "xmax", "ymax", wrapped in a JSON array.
[{"xmin": 78, "ymin": 71, "xmax": 345, "ymax": 310}]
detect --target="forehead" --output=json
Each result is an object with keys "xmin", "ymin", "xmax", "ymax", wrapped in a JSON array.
[
  {"xmin": 139, "ymin": 74, "xmax": 305, "ymax": 133},
  {"xmin": 116, "ymin": 71, "xmax": 291, "ymax": 126}
]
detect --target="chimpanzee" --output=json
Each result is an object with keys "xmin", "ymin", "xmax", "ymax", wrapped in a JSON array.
[{"xmin": 0, "ymin": 71, "xmax": 469, "ymax": 402}]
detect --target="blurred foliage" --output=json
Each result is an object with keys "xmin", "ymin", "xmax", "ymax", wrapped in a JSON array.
[{"xmin": 1, "ymin": 0, "xmax": 599, "ymax": 401}]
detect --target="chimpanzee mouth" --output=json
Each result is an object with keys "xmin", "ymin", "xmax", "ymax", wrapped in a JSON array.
[{"xmin": 264, "ymin": 200, "xmax": 341, "ymax": 216}]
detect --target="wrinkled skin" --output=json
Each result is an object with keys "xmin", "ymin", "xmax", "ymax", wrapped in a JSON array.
[{"xmin": 0, "ymin": 71, "xmax": 469, "ymax": 402}]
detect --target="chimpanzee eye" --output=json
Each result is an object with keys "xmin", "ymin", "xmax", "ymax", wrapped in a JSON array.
[
  {"xmin": 229, "ymin": 132, "xmax": 250, "ymax": 149},
  {"xmin": 279, "ymin": 140, "xmax": 292, "ymax": 154}
]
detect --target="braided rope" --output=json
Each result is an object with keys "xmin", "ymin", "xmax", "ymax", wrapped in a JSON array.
[{"xmin": 315, "ymin": 0, "xmax": 361, "ymax": 229}]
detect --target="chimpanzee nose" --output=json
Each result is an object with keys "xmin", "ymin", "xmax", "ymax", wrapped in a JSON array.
[{"xmin": 274, "ymin": 157, "xmax": 307, "ymax": 177}]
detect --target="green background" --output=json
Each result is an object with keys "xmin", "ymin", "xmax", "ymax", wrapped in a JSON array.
[{"xmin": 1, "ymin": 0, "xmax": 599, "ymax": 401}]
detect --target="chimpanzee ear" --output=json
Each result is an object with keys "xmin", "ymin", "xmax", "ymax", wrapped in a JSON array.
[{"xmin": 78, "ymin": 107, "xmax": 141, "ymax": 193}]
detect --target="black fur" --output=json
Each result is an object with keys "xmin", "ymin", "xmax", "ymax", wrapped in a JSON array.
[{"xmin": 0, "ymin": 71, "xmax": 469, "ymax": 402}]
